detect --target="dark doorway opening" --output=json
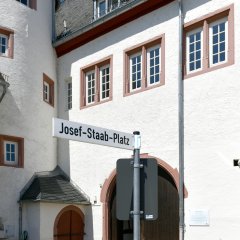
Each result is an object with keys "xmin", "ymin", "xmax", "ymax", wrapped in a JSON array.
[{"xmin": 110, "ymin": 167, "xmax": 179, "ymax": 240}]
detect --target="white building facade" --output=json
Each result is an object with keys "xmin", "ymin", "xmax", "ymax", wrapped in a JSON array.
[{"xmin": 1, "ymin": 0, "xmax": 240, "ymax": 239}]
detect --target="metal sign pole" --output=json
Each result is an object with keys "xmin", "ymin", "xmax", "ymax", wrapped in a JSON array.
[{"xmin": 133, "ymin": 131, "xmax": 141, "ymax": 240}]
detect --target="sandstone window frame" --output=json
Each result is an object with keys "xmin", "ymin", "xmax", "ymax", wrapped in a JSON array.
[
  {"xmin": 80, "ymin": 55, "xmax": 113, "ymax": 109},
  {"xmin": 184, "ymin": 4, "xmax": 234, "ymax": 79},
  {"xmin": 43, "ymin": 73, "xmax": 54, "ymax": 107},
  {"xmin": 124, "ymin": 34, "xmax": 165, "ymax": 97},
  {"xmin": 0, "ymin": 135, "xmax": 24, "ymax": 168},
  {"xmin": 0, "ymin": 27, "xmax": 14, "ymax": 59}
]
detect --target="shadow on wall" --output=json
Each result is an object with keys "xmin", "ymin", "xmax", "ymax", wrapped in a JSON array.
[
  {"xmin": 58, "ymin": 110, "xmax": 70, "ymax": 177},
  {"xmin": 62, "ymin": 0, "xmax": 212, "ymax": 65},
  {"xmin": 183, "ymin": 0, "xmax": 212, "ymax": 13},
  {"xmin": 85, "ymin": 205, "xmax": 94, "ymax": 240}
]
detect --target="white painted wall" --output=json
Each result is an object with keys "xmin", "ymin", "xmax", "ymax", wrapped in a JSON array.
[
  {"xmin": 57, "ymin": 0, "xmax": 240, "ymax": 239},
  {"xmin": 0, "ymin": 0, "xmax": 57, "ymax": 239}
]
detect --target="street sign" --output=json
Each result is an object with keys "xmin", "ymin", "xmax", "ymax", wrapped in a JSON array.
[
  {"xmin": 116, "ymin": 158, "xmax": 158, "ymax": 221},
  {"xmin": 52, "ymin": 118, "xmax": 134, "ymax": 150}
]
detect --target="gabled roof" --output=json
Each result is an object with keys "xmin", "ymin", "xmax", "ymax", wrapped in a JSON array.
[{"xmin": 20, "ymin": 166, "xmax": 90, "ymax": 205}]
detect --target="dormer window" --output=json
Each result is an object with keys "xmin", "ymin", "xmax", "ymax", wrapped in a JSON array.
[
  {"xmin": 94, "ymin": 0, "xmax": 129, "ymax": 19},
  {"xmin": 98, "ymin": 0, "xmax": 106, "ymax": 17}
]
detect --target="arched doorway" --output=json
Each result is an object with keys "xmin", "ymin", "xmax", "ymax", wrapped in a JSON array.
[
  {"xmin": 101, "ymin": 155, "xmax": 187, "ymax": 240},
  {"xmin": 54, "ymin": 205, "xmax": 84, "ymax": 240}
]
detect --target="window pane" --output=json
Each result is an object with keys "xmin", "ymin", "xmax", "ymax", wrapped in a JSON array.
[
  {"xmin": 213, "ymin": 54, "xmax": 218, "ymax": 64},
  {"xmin": 220, "ymin": 42, "xmax": 225, "ymax": 52},
  {"xmin": 212, "ymin": 25, "xmax": 218, "ymax": 34},
  {"xmin": 11, "ymin": 144, "xmax": 15, "ymax": 152},
  {"xmin": 219, "ymin": 22, "xmax": 225, "ymax": 32},
  {"xmin": 189, "ymin": 62, "xmax": 194, "ymax": 71},
  {"xmin": 220, "ymin": 32, "xmax": 225, "ymax": 42},
  {"xmin": 213, "ymin": 35, "xmax": 218, "ymax": 44},
  {"xmin": 11, "ymin": 153, "xmax": 15, "ymax": 161},
  {"xmin": 213, "ymin": 45, "xmax": 218, "ymax": 54},
  {"xmin": 196, "ymin": 60, "xmax": 201, "ymax": 69},
  {"xmin": 6, "ymin": 143, "xmax": 10, "ymax": 152},
  {"xmin": 220, "ymin": 52, "xmax": 225, "ymax": 62}
]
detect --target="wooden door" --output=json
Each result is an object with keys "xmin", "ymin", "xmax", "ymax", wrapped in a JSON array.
[
  {"xmin": 110, "ymin": 167, "xmax": 179, "ymax": 240},
  {"xmin": 55, "ymin": 209, "xmax": 84, "ymax": 240}
]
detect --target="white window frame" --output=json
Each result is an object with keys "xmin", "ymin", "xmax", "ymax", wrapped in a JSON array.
[
  {"xmin": 4, "ymin": 141, "xmax": 18, "ymax": 165},
  {"xmin": 209, "ymin": 17, "xmax": 228, "ymax": 67},
  {"xmin": 186, "ymin": 27, "xmax": 203, "ymax": 74},
  {"xmin": 129, "ymin": 52, "xmax": 142, "ymax": 92},
  {"xmin": 43, "ymin": 81, "xmax": 50, "ymax": 103},
  {"xmin": 0, "ymin": 34, "xmax": 8, "ymax": 57},
  {"xmin": 147, "ymin": 44, "xmax": 161, "ymax": 86},
  {"xmin": 100, "ymin": 64, "xmax": 110, "ymax": 101},
  {"xmin": 86, "ymin": 70, "xmax": 96, "ymax": 105}
]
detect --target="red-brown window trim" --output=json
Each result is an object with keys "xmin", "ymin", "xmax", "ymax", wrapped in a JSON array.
[
  {"xmin": 43, "ymin": 73, "xmax": 54, "ymax": 107},
  {"xmin": 123, "ymin": 34, "xmax": 165, "ymax": 97},
  {"xmin": 0, "ymin": 27, "xmax": 14, "ymax": 59},
  {"xmin": 183, "ymin": 4, "xmax": 234, "ymax": 79},
  {"xmin": 0, "ymin": 135, "xmax": 24, "ymax": 168},
  {"xmin": 80, "ymin": 55, "xmax": 113, "ymax": 109},
  {"xmin": 29, "ymin": 0, "xmax": 37, "ymax": 10}
]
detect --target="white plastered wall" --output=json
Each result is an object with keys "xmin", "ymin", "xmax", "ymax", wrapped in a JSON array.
[
  {"xmin": 57, "ymin": 0, "xmax": 240, "ymax": 239},
  {"xmin": 0, "ymin": 0, "xmax": 57, "ymax": 239}
]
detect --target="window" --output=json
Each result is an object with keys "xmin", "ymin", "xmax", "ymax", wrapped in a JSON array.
[
  {"xmin": 80, "ymin": 56, "xmax": 113, "ymax": 109},
  {"xmin": 209, "ymin": 18, "xmax": 227, "ymax": 66},
  {"xmin": 0, "ymin": 135, "xmax": 24, "ymax": 168},
  {"xmin": 129, "ymin": 53, "xmax": 142, "ymax": 92},
  {"xmin": 186, "ymin": 29, "xmax": 203, "ymax": 73},
  {"xmin": 124, "ymin": 35, "xmax": 165, "ymax": 96},
  {"xmin": 98, "ymin": 0, "xmax": 106, "ymax": 17},
  {"xmin": 16, "ymin": 0, "xmax": 37, "ymax": 10},
  {"xmin": 184, "ymin": 4, "xmax": 234, "ymax": 78},
  {"xmin": 100, "ymin": 65, "xmax": 110, "ymax": 100},
  {"xmin": 43, "ymin": 73, "xmax": 54, "ymax": 107},
  {"xmin": 147, "ymin": 45, "xmax": 161, "ymax": 86},
  {"xmin": 0, "ymin": 34, "xmax": 8, "ymax": 56},
  {"xmin": 94, "ymin": 0, "xmax": 130, "ymax": 19},
  {"xmin": 0, "ymin": 27, "xmax": 14, "ymax": 58},
  {"xmin": 65, "ymin": 78, "xmax": 72, "ymax": 110}
]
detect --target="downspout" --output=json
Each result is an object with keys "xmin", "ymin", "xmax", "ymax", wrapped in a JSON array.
[
  {"xmin": 52, "ymin": 0, "xmax": 56, "ymax": 42},
  {"xmin": 178, "ymin": 0, "xmax": 185, "ymax": 240},
  {"xmin": 19, "ymin": 202, "xmax": 23, "ymax": 240}
]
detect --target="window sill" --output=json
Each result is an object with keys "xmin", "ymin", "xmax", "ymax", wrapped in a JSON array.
[
  {"xmin": 124, "ymin": 81, "xmax": 165, "ymax": 97},
  {"xmin": 184, "ymin": 60, "xmax": 234, "ymax": 80},
  {"xmin": 80, "ymin": 98, "xmax": 112, "ymax": 110}
]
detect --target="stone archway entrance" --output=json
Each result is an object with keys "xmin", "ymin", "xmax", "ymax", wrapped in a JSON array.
[
  {"xmin": 101, "ymin": 155, "xmax": 187, "ymax": 240},
  {"xmin": 54, "ymin": 205, "xmax": 84, "ymax": 240}
]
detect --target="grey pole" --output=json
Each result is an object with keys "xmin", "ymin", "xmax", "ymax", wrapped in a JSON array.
[
  {"xmin": 178, "ymin": 0, "xmax": 185, "ymax": 240},
  {"xmin": 133, "ymin": 131, "xmax": 141, "ymax": 240}
]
